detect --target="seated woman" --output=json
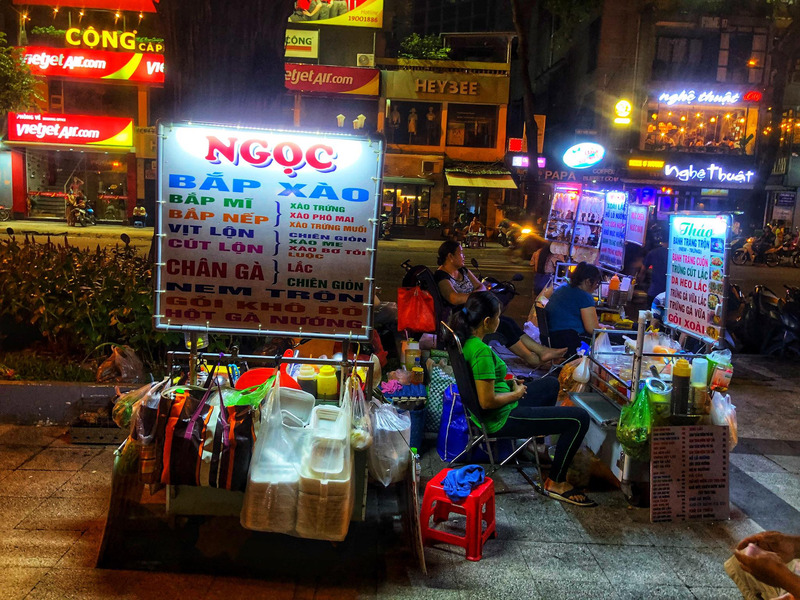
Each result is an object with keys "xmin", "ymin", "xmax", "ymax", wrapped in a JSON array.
[
  {"xmin": 434, "ymin": 240, "xmax": 566, "ymax": 368},
  {"xmin": 446, "ymin": 292, "xmax": 595, "ymax": 506},
  {"xmin": 545, "ymin": 262, "xmax": 606, "ymax": 356}
]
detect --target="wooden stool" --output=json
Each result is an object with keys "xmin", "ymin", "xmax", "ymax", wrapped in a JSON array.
[{"xmin": 419, "ymin": 468, "xmax": 496, "ymax": 561}]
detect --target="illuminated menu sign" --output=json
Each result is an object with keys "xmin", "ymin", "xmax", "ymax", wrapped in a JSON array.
[
  {"xmin": 598, "ymin": 191, "xmax": 627, "ymax": 270},
  {"xmin": 666, "ymin": 214, "xmax": 729, "ymax": 345},
  {"xmin": 21, "ymin": 46, "xmax": 164, "ymax": 84},
  {"xmin": 8, "ymin": 113, "xmax": 133, "ymax": 148},
  {"xmin": 155, "ymin": 123, "xmax": 383, "ymax": 341},
  {"xmin": 625, "ymin": 205, "xmax": 648, "ymax": 246}
]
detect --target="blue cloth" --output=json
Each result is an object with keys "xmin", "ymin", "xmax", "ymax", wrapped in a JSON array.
[
  {"xmin": 545, "ymin": 284, "xmax": 596, "ymax": 335},
  {"xmin": 442, "ymin": 465, "xmax": 486, "ymax": 502}
]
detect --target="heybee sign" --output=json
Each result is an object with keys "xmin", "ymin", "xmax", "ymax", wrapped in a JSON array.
[
  {"xmin": 8, "ymin": 113, "xmax": 133, "ymax": 148},
  {"xmin": 21, "ymin": 46, "xmax": 164, "ymax": 84},
  {"xmin": 155, "ymin": 123, "xmax": 384, "ymax": 340}
]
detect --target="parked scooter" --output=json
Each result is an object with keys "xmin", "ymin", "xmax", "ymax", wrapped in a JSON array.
[
  {"xmin": 739, "ymin": 284, "xmax": 785, "ymax": 354},
  {"xmin": 70, "ymin": 200, "xmax": 95, "ymax": 227},
  {"xmin": 379, "ymin": 212, "xmax": 391, "ymax": 240},
  {"xmin": 0, "ymin": 205, "xmax": 10, "ymax": 222}
]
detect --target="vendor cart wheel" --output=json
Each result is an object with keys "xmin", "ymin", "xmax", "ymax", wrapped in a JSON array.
[{"xmin": 621, "ymin": 479, "xmax": 650, "ymax": 508}]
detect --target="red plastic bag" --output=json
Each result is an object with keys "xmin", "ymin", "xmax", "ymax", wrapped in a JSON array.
[{"xmin": 397, "ymin": 286, "xmax": 436, "ymax": 333}]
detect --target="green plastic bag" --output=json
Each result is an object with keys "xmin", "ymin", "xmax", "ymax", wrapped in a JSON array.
[
  {"xmin": 225, "ymin": 375, "xmax": 275, "ymax": 407},
  {"xmin": 616, "ymin": 383, "xmax": 651, "ymax": 461}
]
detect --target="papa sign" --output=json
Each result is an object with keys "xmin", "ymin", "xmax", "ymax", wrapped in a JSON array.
[{"xmin": 563, "ymin": 143, "xmax": 605, "ymax": 169}]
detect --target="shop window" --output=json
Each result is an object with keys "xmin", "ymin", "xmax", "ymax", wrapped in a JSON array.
[
  {"xmin": 385, "ymin": 100, "xmax": 442, "ymax": 146},
  {"xmin": 641, "ymin": 103, "xmax": 757, "ymax": 155},
  {"xmin": 25, "ymin": 150, "xmax": 127, "ymax": 221},
  {"xmin": 300, "ymin": 96, "xmax": 378, "ymax": 133},
  {"xmin": 651, "ymin": 34, "xmax": 719, "ymax": 82},
  {"xmin": 381, "ymin": 184, "xmax": 431, "ymax": 226},
  {"xmin": 446, "ymin": 104, "xmax": 497, "ymax": 148}
]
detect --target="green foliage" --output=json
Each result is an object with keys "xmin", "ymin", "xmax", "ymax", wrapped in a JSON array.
[
  {"xmin": 398, "ymin": 34, "xmax": 451, "ymax": 60},
  {"xmin": 0, "ymin": 351, "xmax": 95, "ymax": 382},
  {"xmin": 0, "ymin": 32, "xmax": 42, "ymax": 117},
  {"xmin": 0, "ymin": 234, "xmax": 182, "ymax": 374}
]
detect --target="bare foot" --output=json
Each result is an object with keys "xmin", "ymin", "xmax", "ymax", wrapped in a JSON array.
[{"xmin": 539, "ymin": 347, "xmax": 568, "ymax": 362}]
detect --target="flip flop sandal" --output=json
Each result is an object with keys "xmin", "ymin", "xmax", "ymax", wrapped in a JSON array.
[{"xmin": 544, "ymin": 487, "xmax": 597, "ymax": 507}]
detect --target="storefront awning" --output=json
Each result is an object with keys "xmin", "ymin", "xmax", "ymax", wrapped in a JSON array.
[
  {"xmin": 382, "ymin": 176, "xmax": 435, "ymax": 187},
  {"xmin": 445, "ymin": 173, "xmax": 518, "ymax": 189}
]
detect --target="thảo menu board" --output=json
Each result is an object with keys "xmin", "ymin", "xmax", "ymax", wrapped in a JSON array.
[
  {"xmin": 666, "ymin": 214, "xmax": 729, "ymax": 345},
  {"xmin": 650, "ymin": 426, "xmax": 729, "ymax": 523},
  {"xmin": 598, "ymin": 191, "xmax": 627, "ymax": 270},
  {"xmin": 155, "ymin": 123, "xmax": 383, "ymax": 341}
]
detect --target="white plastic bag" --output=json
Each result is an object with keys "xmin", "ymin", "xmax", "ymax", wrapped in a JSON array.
[
  {"xmin": 367, "ymin": 399, "xmax": 411, "ymax": 486},
  {"xmin": 710, "ymin": 391, "xmax": 737, "ymax": 450},
  {"xmin": 347, "ymin": 376, "xmax": 373, "ymax": 451}
]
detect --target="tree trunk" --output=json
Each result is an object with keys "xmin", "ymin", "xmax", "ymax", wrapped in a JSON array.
[
  {"xmin": 156, "ymin": 0, "xmax": 295, "ymax": 124},
  {"xmin": 511, "ymin": 0, "xmax": 548, "ymax": 217}
]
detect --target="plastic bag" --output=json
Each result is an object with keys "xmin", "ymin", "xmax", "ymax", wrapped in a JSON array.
[
  {"xmin": 616, "ymin": 384, "xmax": 651, "ymax": 461},
  {"xmin": 130, "ymin": 378, "xmax": 169, "ymax": 483},
  {"xmin": 112, "ymin": 382, "xmax": 153, "ymax": 429},
  {"xmin": 437, "ymin": 384, "xmax": 470, "ymax": 461},
  {"xmin": 348, "ymin": 377, "xmax": 373, "ymax": 451},
  {"xmin": 367, "ymin": 399, "xmax": 411, "ymax": 486},
  {"xmin": 426, "ymin": 364, "xmax": 456, "ymax": 433},
  {"xmin": 97, "ymin": 345, "xmax": 144, "ymax": 383},
  {"xmin": 710, "ymin": 391, "xmax": 738, "ymax": 451},
  {"xmin": 592, "ymin": 332, "xmax": 612, "ymax": 356}
]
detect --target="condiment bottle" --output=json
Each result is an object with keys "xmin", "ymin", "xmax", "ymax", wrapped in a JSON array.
[
  {"xmin": 608, "ymin": 275, "xmax": 621, "ymax": 307},
  {"xmin": 670, "ymin": 358, "xmax": 691, "ymax": 417},
  {"xmin": 689, "ymin": 358, "xmax": 709, "ymax": 415},
  {"xmin": 316, "ymin": 365, "xmax": 339, "ymax": 401},
  {"xmin": 296, "ymin": 364, "xmax": 318, "ymax": 398},
  {"xmin": 405, "ymin": 340, "xmax": 421, "ymax": 371}
]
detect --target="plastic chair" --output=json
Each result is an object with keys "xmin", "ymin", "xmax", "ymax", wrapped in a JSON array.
[
  {"xmin": 419, "ymin": 468, "xmax": 496, "ymax": 561},
  {"xmin": 441, "ymin": 322, "xmax": 544, "ymax": 492}
]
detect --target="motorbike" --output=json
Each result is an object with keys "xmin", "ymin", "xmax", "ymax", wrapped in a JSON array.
[
  {"xmin": 732, "ymin": 237, "xmax": 771, "ymax": 266},
  {"xmin": 379, "ymin": 212, "xmax": 391, "ymax": 240},
  {"xmin": 70, "ymin": 201, "xmax": 95, "ymax": 227},
  {"xmin": 764, "ymin": 234, "xmax": 800, "ymax": 268},
  {"xmin": 0, "ymin": 205, "xmax": 11, "ymax": 222},
  {"xmin": 739, "ymin": 284, "xmax": 787, "ymax": 354},
  {"xmin": 469, "ymin": 258, "xmax": 523, "ymax": 310}
]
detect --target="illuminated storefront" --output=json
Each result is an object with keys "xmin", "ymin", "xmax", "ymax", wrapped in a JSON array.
[
  {"xmin": 640, "ymin": 85, "xmax": 762, "ymax": 155},
  {"xmin": 380, "ymin": 62, "xmax": 514, "ymax": 233}
]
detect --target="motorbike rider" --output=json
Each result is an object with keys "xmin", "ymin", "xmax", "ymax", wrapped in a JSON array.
[
  {"xmin": 753, "ymin": 224, "xmax": 776, "ymax": 259},
  {"xmin": 434, "ymin": 240, "xmax": 567, "ymax": 368}
]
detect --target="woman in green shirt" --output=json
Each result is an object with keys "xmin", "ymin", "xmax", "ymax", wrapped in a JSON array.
[{"xmin": 447, "ymin": 291, "xmax": 595, "ymax": 507}]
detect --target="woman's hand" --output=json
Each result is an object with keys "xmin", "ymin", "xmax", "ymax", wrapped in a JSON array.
[
  {"xmin": 737, "ymin": 532, "xmax": 800, "ymax": 563},
  {"xmin": 734, "ymin": 547, "xmax": 796, "ymax": 591}
]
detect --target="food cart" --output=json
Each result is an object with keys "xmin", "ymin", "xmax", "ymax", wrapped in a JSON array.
[
  {"xmin": 565, "ymin": 213, "xmax": 734, "ymax": 515},
  {"xmin": 98, "ymin": 122, "xmax": 416, "ymax": 564}
]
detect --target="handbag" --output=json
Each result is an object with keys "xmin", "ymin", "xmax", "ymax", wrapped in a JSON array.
[
  {"xmin": 160, "ymin": 381, "xmax": 255, "ymax": 491},
  {"xmin": 397, "ymin": 285, "xmax": 436, "ymax": 333}
]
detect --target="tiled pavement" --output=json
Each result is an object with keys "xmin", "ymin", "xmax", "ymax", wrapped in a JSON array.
[{"xmin": 0, "ymin": 354, "xmax": 799, "ymax": 599}]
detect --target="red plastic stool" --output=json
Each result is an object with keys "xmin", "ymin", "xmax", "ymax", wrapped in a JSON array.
[{"xmin": 419, "ymin": 468, "xmax": 496, "ymax": 561}]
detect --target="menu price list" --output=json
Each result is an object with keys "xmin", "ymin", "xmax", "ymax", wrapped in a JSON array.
[{"xmin": 650, "ymin": 425, "xmax": 729, "ymax": 523}]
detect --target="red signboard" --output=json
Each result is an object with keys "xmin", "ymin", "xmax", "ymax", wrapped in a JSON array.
[
  {"xmin": 21, "ymin": 46, "xmax": 164, "ymax": 84},
  {"xmin": 8, "ymin": 113, "xmax": 134, "ymax": 148},
  {"xmin": 285, "ymin": 63, "xmax": 379, "ymax": 96},
  {"xmin": 13, "ymin": 0, "xmax": 156, "ymax": 11}
]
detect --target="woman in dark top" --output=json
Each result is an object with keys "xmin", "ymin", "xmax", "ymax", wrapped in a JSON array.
[
  {"xmin": 544, "ymin": 262, "xmax": 607, "ymax": 356},
  {"xmin": 447, "ymin": 292, "xmax": 594, "ymax": 506},
  {"xmin": 435, "ymin": 241, "xmax": 566, "ymax": 368}
]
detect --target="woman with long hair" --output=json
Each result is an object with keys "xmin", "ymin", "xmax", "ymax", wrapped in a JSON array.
[
  {"xmin": 446, "ymin": 292, "xmax": 595, "ymax": 507},
  {"xmin": 435, "ymin": 240, "xmax": 566, "ymax": 368},
  {"xmin": 545, "ymin": 262, "xmax": 607, "ymax": 356}
]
